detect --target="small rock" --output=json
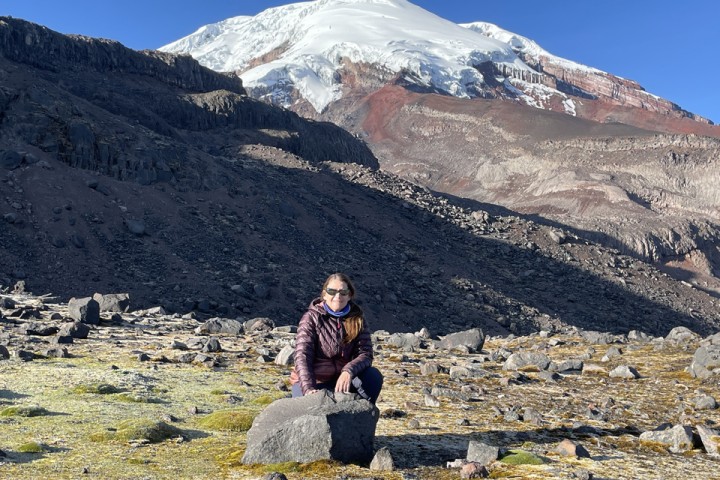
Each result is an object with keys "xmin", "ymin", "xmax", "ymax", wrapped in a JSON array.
[
  {"xmin": 556, "ymin": 439, "xmax": 591, "ymax": 458},
  {"xmin": 262, "ymin": 474, "xmax": 288, "ymax": 480},
  {"xmin": 125, "ymin": 219, "xmax": 146, "ymax": 236},
  {"xmin": 202, "ymin": 337, "xmax": 222, "ymax": 353},
  {"xmin": 460, "ymin": 462, "xmax": 489, "ymax": 478},
  {"xmin": 693, "ymin": 395, "xmax": 717, "ymax": 411},
  {"xmin": 609, "ymin": 365, "xmax": 640, "ymax": 379},
  {"xmin": 369, "ymin": 446, "xmax": 394, "ymax": 471}
]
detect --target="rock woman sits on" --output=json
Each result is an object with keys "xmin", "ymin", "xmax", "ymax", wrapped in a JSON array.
[{"xmin": 290, "ymin": 272, "xmax": 383, "ymax": 403}]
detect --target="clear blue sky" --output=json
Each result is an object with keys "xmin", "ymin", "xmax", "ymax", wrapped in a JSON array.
[{"xmin": 2, "ymin": 0, "xmax": 718, "ymax": 123}]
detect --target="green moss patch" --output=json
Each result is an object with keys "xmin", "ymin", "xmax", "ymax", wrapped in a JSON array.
[
  {"xmin": 198, "ymin": 409, "xmax": 256, "ymax": 432},
  {"xmin": 498, "ymin": 449, "xmax": 547, "ymax": 465},
  {"xmin": 72, "ymin": 383, "xmax": 123, "ymax": 395},
  {"xmin": 250, "ymin": 394, "xmax": 277, "ymax": 406},
  {"xmin": 17, "ymin": 441, "xmax": 45, "ymax": 453},
  {"xmin": 90, "ymin": 418, "xmax": 183, "ymax": 443},
  {"xmin": 0, "ymin": 405, "xmax": 49, "ymax": 417},
  {"xmin": 242, "ymin": 459, "xmax": 340, "ymax": 476}
]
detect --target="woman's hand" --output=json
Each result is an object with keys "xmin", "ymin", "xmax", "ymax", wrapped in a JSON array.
[{"xmin": 335, "ymin": 371, "xmax": 352, "ymax": 393}]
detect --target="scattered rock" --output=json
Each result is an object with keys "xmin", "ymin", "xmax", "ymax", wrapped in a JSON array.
[
  {"xmin": 125, "ymin": 219, "xmax": 146, "ymax": 236},
  {"xmin": 466, "ymin": 441, "xmax": 498, "ymax": 465},
  {"xmin": 195, "ymin": 318, "xmax": 244, "ymax": 335},
  {"xmin": 696, "ymin": 424, "xmax": 720, "ymax": 457},
  {"xmin": 274, "ymin": 345, "xmax": 294, "ymax": 366},
  {"xmin": 689, "ymin": 345, "xmax": 720, "ymax": 379},
  {"xmin": 665, "ymin": 326, "xmax": 701, "ymax": 345},
  {"xmin": 386, "ymin": 332, "xmax": 421, "ymax": 350},
  {"xmin": 92, "ymin": 293, "xmax": 130, "ymax": 313},
  {"xmin": 437, "ymin": 328, "xmax": 485, "ymax": 352},
  {"xmin": 693, "ymin": 395, "xmax": 717, "ymax": 411},
  {"xmin": 67, "ymin": 297, "xmax": 100, "ymax": 325},
  {"xmin": 609, "ymin": 365, "xmax": 640, "ymax": 379},
  {"xmin": 639, "ymin": 424, "xmax": 695, "ymax": 453},
  {"xmin": 556, "ymin": 439, "xmax": 591, "ymax": 458},
  {"xmin": 244, "ymin": 317, "xmax": 275, "ymax": 333},
  {"xmin": 58, "ymin": 321, "xmax": 91, "ymax": 339},
  {"xmin": 503, "ymin": 352, "xmax": 551, "ymax": 371},
  {"xmin": 424, "ymin": 394, "xmax": 440, "ymax": 407},
  {"xmin": 460, "ymin": 462, "xmax": 489, "ymax": 478},
  {"xmin": 369, "ymin": 446, "xmax": 394, "ymax": 471}
]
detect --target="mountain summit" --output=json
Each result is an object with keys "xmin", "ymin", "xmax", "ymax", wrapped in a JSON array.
[{"xmin": 161, "ymin": 0, "xmax": 712, "ymax": 127}]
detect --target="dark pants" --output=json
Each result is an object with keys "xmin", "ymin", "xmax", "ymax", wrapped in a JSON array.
[{"xmin": 291, "ymin": 367, "xmax": 384, "ymax": 403}]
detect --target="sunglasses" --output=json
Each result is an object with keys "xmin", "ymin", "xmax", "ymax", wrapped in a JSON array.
[{"xmin": 325, "ymin": 288, "xmax": 351, "ymax": 297}]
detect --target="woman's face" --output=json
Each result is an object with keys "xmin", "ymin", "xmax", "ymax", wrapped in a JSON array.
[{"xmin": 323, "ymin": 278, "xmax": 351, "ymax": 312}]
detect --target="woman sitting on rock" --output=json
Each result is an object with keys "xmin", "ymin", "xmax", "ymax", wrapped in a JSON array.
[{"xmin": 290, "ymin": 272, "xmax": 383, "ymax": 403}]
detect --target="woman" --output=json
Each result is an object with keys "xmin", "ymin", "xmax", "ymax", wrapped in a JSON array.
[{"xmin": 290, "ymin": 273, "xmax": 383, "ymax": 403}]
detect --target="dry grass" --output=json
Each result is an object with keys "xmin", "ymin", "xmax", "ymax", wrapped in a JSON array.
[{"xmin": 1, "ymin": 305, "xmax": 720, "ymax": 479}]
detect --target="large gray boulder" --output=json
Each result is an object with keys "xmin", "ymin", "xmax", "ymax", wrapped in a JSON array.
[
  {"xmin": 639, "ymin": 424, "xmax": 695, "ymax": 453},
  {"xmin": 436, "ymin": 328, "xmax": 485, "ymax": 352},
  {"xmin": 67, "ymin": 297, "xmax": 100, "ymax": 325},
  {"xmin": 386, "ymin": 333, "xmax": 421, "ymax": 350},
  {"xmin": 503, "ymin": 352, "xmax": 551, "ymax": 371},
  {"xmin": 194, "ymin": 318, "xmax": 244, "ymax": 335},
  {"xmin": 665, "ymin": 326, "xmax": 701, "ymax": 345},
  {"xmin": 242, "ymin": 391, "xmax": 379, "ymax": 465},
  {"xmin": 92, "ymin": 293, "xmax": 130, "ymax": 312},
  {"xmin": 689, "ymin": 345, "xmax": 720, "ymax": 379}
]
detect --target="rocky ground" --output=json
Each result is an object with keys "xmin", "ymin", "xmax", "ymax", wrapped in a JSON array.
[{"xmin": 1, "ymin": 292, "xmax": 719, "ymax": 480}]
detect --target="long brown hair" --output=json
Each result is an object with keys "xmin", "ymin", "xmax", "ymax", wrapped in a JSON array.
[{"xmin": 321, "ymin": 272, "xmax": 364, "ymax": 344}]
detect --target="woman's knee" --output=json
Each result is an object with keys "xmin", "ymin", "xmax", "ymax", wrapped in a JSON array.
[{"xmin": 360, "ymin": 367, "xmax": 383, "ymax": 385}]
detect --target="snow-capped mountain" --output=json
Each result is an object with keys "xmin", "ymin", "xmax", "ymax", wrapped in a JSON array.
[
  {"xmin": 160, "ymin": 0, "xmax": 556, "ymax": 113},
  {"xmin": 161, "ymin": 0, "xmax": 710, "ymax": 125}
]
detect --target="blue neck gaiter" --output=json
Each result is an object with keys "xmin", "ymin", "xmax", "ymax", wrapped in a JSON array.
[{"xmin": 323, "ymin": 302, "xmax": 351, "ymax": 318}]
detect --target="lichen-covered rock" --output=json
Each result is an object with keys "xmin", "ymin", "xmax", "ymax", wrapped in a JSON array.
[
  {"xmin": 639, "ymin": 425, "xmax": 695, "ymax": 453},
  {"xmin": 242, "ymin": 391, "xmax": 379, "ymax": 465},
  {"xmin": 503, "ymin": 352, "xmax": 551, "ymax": 371}
]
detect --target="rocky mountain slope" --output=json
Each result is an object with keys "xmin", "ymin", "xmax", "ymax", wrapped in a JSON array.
[
  {"xmin": 1, "ymin": 17, "xmax": 720, "ymax": 339},
  {"xmin": 159, "ymin": 0, "xmax": 720, "ymax": 292},
  {"xmin": 344, "ymin": 86, "xmax": 720, "ymax": 295}
]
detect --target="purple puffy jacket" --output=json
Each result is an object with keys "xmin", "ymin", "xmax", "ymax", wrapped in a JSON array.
[{"xmin": 290, "ymin": 298, "xmax": 373, "ymax": 394}]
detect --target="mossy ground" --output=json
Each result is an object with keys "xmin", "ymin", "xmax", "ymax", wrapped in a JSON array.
[{"xmin": 1, "ymin": 319, "xmax": 720, "ymax": 479}]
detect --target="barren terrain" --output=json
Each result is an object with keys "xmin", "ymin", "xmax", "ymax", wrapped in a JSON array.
[{"xmin": 1, "ymin": 294, "xmax": 720, "ymax": 479}]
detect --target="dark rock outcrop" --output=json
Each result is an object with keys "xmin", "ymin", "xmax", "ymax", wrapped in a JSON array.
[{"xmin": 0, "ymin": 16, "xmax": 378, "ymax": 188}]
